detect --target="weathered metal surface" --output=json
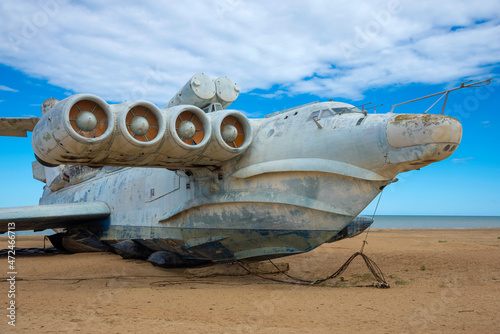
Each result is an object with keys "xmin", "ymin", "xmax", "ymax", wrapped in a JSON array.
[
  {"xmin": 31, "ymin": 161, "xmax": 46, "ymax": 183},
  {"xmin": 166, "ymin": 73, "xmax": 240, "ymax": 110},
  {"xmin": 230, "ymin": 158, "xmax": 388, "ymax": 181},
  {"xmin": 2, "ymin": 99, "xmax": 462, "ymax": 261},
  {"xmin": 0, "ymin": 117, "xmax": 40, "ymax": 137},
  {"xmin": 326, "ymin": 215, "xmax": 373, "ymax": 243},
  {"xmin": 0, "ymin": 202, "xmax": 110, "ymax": 233},
  {"xmin": 0, "ymin": 76, "xmax": 478, "ymax": 265},
  {"xmin": 41, "ymin": 97, "xmax": 60, "ymax": 115},
  {"xmin": 31, "ymin": 94, "xmax": 116, "ymax": 165},
  {"xmin": 30, "ymin": 96, "xmax": 253, "ymax": 168},
  {"xmin": 386, "ymin": 114, "xmax": 462, "ymax": 148}
]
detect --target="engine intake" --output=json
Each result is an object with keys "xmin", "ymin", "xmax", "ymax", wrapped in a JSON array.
[
  {"xmin": 101, "ymin": 101, "xmax": 166, "ymax": 166},
  {"xmin": 159, "ymin": 105, "xmax": 212, "ymax": 160},
  {"xmin": 32, "ymin": 94, "xmax": 251, "ymax": 168},
  {"xmin": 32, "ymin": 94, "xmax": 115, "ymax": 166},
  {"xmin": 68, "ymin": 99, "xmax": 110, "ymax": 139},
  {"xmin": 199, "ymin": 110, "xmax": 253, "ymax": 163}
]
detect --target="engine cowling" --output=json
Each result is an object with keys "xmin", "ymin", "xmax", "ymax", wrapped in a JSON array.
[
  {"xmin": 198, "ymin": 110, "xmax": 253, "ymax": 163},
  {"xmin": 32, "ymin": 94, "xmax": 115, "ymax": 166},
  {"xmin": 32, "ymin": 94, "xmax": 251, "ymax": 168},
  {"xmin": 156, "ymin": 105, "xmax": 212, "ymax": 162},
  {"xmin": 104, "ymin": 101, "xmax": 166, "ymax": 165}
]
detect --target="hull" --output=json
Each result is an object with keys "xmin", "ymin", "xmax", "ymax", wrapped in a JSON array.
[{"xmin": 41, "ymin": 167, "xmax": 383, "ymax": 262}]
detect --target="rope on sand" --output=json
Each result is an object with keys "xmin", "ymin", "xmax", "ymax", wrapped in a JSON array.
[
  {"xmin": 235, "ymin": 191, "xmax": 390, "ymax": 288},
  {"xmin": 235, "ymin": 252, "xmax": 389, "ymax": 288}
]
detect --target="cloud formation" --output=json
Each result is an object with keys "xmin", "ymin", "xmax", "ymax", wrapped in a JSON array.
[
  {"xmin": 0, "ymin": 0, "xmax": 498, "ymax": 104},
  {"xmin": 0, "ymin": 85, "xmax": 18, "ymax": 92},
  {"xmin": 452, "ymin": 157, "xmax": 474, "ymax": 164}
]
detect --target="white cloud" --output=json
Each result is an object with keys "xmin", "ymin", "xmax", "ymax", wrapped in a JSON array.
[
  {"xmin": 249, "ymin": 90, "xmax": 290, "ymax": 99},
  {"xmin": 0, "ymin": 0, "xmax": 498, "ymax": 104},
  {"xmin": 452, "ymin": 157, "xmax": 474, "ymax": 164},
  {"xmin": 0, "ymin": 85, "xmax": 18, "ymax": 92}
]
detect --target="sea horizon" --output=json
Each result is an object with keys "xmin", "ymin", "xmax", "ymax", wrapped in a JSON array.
[
  {"xmin": 370, "ymin": 215, "xmax": 500, "ymax": 229},
  {"xmin": 5, "ymin": 214, "xmax": 500, "ymax": 236}
]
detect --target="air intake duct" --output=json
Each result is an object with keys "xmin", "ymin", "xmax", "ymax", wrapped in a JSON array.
[
  {"xmin": 198, "ymin": 110, "xmax": 253, "ymax": 163},
  {"xmin": 32, "ymin": 95, "xmax": 251, "ymax": 168},
  {"xmin": 156, "ymin": 105, "xmax": 212, "ymax": 162},
  {"xmin": 102, "ymin": 100, "xmax": 166, "ymax": 165},
  {"xmin": 32, "ymin": 94, "xmax": 114, "ymax": 166}
]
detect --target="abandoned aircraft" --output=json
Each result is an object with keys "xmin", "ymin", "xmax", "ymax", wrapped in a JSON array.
[{"xmin": 0, "ymin": 74, "xmax": 487, "ymax": 267}]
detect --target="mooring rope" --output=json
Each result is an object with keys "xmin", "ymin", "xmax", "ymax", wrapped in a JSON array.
[
  {"xmin": 235, "ymin": 191, "xmax": 389, "ymax": 288},
  {"xmin": 235, "ymin": 252, "xmax": 389, "ymax": 288},
  {"xmin": 360, "ymin": 190, "xmax": 384, "ymax": 253}
]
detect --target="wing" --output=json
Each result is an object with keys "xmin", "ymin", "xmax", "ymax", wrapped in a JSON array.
[
  {"xmin": 0, "ymin": 202, "xmax": 110, "ymax": 233},
  {"xmin": 0, "ymin": 117, "xmax": 40, "ymax": 137}
]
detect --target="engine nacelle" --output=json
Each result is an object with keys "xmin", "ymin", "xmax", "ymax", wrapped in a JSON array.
[
  {"xmin": 99, "ymin": 100, "xmax": 166, "ymax": 165},
  {"xmin": 32, "ymin": 94, "xmax": 251, "ymax": 168},
  {"xmin": 198, "ymin": 110, "xmax": 253, "ymax": 163},
  {"xmin": 32, "ymin": 94, "xmax": 115, "ymax": 166},
  {"xmin": 155, "ymin": 105, "xmax": 212, "ymax": 163}
]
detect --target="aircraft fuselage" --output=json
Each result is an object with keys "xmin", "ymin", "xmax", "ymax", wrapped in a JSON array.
[{"xmin": 39, "ymin": 100, "xmax": 461, "ymax": 262}]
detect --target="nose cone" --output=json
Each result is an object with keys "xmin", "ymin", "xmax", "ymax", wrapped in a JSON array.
[
  {"xmin": 381, "ymin": 114, "xmax": 463, "ymax": 173},
  {"xmin": 386, "ymin": 114, "xmax": 462, "ymax": 148}
]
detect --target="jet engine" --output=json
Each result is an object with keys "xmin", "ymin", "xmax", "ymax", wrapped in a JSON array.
[
  {"xmin": 199, "ymin": 110, "xmax": 253, "ymax": 163},
  {"xmin": 104, "ymin": 100, "xmax": 166, "ymax": 165},
  {"xmin": 31, "ymin": 77, "xmax": 252, "ymax": 168},
  {"xmin": 32, "ymin": 94, "xmax": 115, "ymax": 166},
  {"xmin": 156, "ymin": 105, "xmax": 212, "ymax": 161}
]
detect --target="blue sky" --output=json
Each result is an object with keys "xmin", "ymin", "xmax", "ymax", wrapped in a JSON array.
[{"xmin": 0, "ymin": 0, "xmax": 499, "ymax": 215}]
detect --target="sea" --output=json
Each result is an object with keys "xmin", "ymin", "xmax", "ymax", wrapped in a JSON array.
[
  {"xmin": 370, "ymin": 215, "xmax": 500, "ymax": 229},
  {"xmin": 12, "ymin": 215, "xmax": 500, "ymax": 236}
]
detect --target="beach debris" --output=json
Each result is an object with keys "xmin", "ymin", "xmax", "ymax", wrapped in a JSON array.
[
  {"xmin": 52, "ymin": 229, "xmax": 112, "ymax": 253},
  {"xmin": 111, "ymin": 240, "xmax": 153, "ymax": 260},
  {"xmin": 0, "ymin": 246, "xmax": 62, "ymax": 256},
  {"xmin": 147, "ymin": 251, "xmax": 209, "ymax": 268}
]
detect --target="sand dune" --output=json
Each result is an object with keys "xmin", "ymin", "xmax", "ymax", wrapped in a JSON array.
[{"xmin": 1, "ymin": 229, "xmax": 500, "ymax": 333}]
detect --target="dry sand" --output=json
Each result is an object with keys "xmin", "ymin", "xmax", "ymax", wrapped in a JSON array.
[{"xmin": 1, "ymin": 229, "xmax": 499, "ymax": 333}]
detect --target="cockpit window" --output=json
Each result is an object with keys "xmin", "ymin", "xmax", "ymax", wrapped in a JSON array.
[
  {"xmin": 332, "ymin": 107, "xmax": 357, "ymax": 114},
  {"xmin": 307, "ymin": 105, "xmax": 362, "ymax": 121},
  {"xmin": 321, "ymin": 109, "xmax": 334, "ymax": 118},
  {"xmin": 308, "ymin": 110, "xmax": 321, "ymax": 121}
]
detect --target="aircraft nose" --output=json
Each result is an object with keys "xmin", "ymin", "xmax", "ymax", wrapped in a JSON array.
[{"xmin": 386, "ymin": 114, "xmax": 462, "ymax": 148}]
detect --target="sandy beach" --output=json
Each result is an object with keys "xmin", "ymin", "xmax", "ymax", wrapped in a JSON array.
[{"xmin": 1, "ymin": 228, "xmax": 499, "ymax": 333}]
